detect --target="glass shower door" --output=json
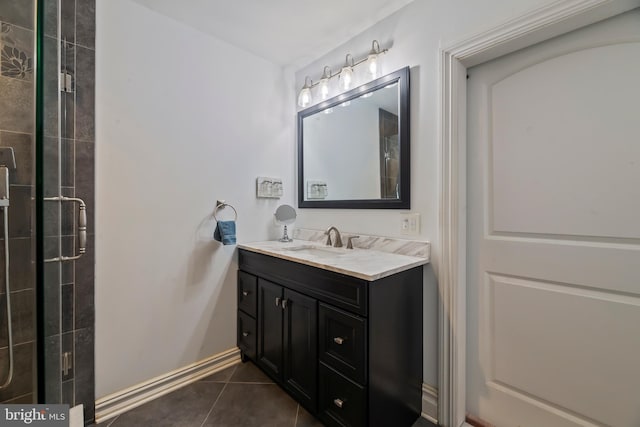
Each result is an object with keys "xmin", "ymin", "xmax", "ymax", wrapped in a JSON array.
[
  {"xmin": 40, "ymin": 0, "xmax": 95, "ymax": 422},
  {"xmin": 0, "ymin": 0, "xmax": 37, "ymax": 405}
]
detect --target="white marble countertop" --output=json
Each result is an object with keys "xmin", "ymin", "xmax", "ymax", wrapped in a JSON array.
[{"xmin": 238, "ymin": 240, "xmax": 429, "ymax": 281}]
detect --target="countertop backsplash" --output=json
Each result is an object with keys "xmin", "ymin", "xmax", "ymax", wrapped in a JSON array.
[{"xmin": 293, "ymin": 228, "xmax": 430, "ymax": 260}]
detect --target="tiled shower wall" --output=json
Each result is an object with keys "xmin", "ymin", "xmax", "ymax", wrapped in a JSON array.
[
  {"xmin": 0, "ymin": 0, "xmax": 95, "ymax": 423},
  {"xmin": 0, "ymin": 0, "xmax": 37, "ymax": 406}
]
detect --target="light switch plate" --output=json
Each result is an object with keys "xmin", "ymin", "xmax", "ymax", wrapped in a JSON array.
[{"xmin": 400, "ymin": 213, "xmax": 420, "ymax": 236}]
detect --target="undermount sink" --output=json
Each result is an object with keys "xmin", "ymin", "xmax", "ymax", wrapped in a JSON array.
[{"xmin": 281, "ymin": 244, "xmax": 347, "ymax": 258}]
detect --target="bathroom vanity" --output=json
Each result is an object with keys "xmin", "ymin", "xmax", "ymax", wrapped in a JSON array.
[{"xmin": 236, "ymin": 240, "xmax": 427, "ymax": 427}]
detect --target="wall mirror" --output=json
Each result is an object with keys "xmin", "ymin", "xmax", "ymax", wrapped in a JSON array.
[{"xmin": 297, "ymin": 67, "xmax": 410, "ymax": 209}]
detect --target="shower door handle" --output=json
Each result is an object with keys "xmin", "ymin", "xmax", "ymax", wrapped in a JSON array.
[
  {"xmin": 44, "ymin": 196, "xmax": 88, "ymax": 262},
  {"xmin": 78, "ymin": 202, "xmax": 87, "ymax": 255}
]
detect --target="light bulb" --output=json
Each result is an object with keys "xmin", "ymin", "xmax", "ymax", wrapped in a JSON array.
[
  {"xmin": 339, "ymin": 54, "xmax": 354, "ymax": 91},
  {"xmin": 367, "ymin": 40, "xmax": 381, "ymax": 78},
  {"xmin": 319, "ymin": 78, "xmax": 329, "ymax": 99},
  {"xmin": 297, "ymin": 87, "xmax": 311, "ymax": 107},
  {"xmin": 367, "ymin": 53, "xmax": 378, "ymax": 77},
  {"xmin": 319, "ymin": 66, "xmax": 331, "ymax": 100},
  {"xmin": 297, "ymin": 76, "xmax": 313, "ymax": 108},
  {"xmin": 340, "ymin": 66, "xmax": 353, "ymax": 90}
]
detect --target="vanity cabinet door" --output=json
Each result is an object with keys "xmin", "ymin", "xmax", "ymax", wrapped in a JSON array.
[
  {"xmin": 283, "ymin": 288, "xmax": 318, "ymax": 412},
  {"xmin": 257, "ymin": 279, "xmax": 284, "ymax": 380}
]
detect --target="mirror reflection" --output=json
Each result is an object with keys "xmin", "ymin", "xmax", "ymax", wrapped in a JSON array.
[{"xmin": 297, "ymin": 67, "xmax": 410, "ymax": 209}]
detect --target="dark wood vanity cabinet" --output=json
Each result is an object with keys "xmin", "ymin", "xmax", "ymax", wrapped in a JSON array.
[
  {"xmin": 257, "ymin": 278, "xmax": 318, "ymax": 411},
  {"xmin": 237, "ymin": 249, "xmax": 423, "ymax": 427}
]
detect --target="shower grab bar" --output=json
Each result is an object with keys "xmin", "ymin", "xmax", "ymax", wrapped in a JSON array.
[{"xmin": 44, "ymin": 196, "xmax": 87, "ymax": 262}]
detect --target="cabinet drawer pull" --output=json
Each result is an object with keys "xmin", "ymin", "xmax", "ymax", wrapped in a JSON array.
[
  {"xmin": 275, "ymin": 297, "xmax": 281, "ymax": 306},
  {"xmin": 242, "ymin": 331, "xmax": 249, "ymax": 337},
  {"xmin": 333, "ymin": 337, "xmax": 345, "ymax": 345},
  {"xmin": 242, "ymin": 291, "xmax": 249, "ymax": 296},
  {"xmin": 333, "ymin": 398, "xmax": 344, "ymax": 408}
]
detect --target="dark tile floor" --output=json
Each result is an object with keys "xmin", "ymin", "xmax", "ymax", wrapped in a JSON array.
[{"xmin": 94, "ymin": 361, "xmax": 436, "ymax": 427}]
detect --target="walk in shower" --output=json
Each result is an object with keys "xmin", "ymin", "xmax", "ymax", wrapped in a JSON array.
[{"xmin": 0, "ymin": 0, "xmax": 95, "ymax": 423}]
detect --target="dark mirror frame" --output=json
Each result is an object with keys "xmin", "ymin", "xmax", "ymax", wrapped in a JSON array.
[{"xmin": 297, "ymin": 66, "xmax": 410, "ymax": 209}]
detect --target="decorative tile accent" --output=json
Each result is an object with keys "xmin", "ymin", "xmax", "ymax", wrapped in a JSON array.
[
  {"xmin": 293, "ymin": 228, "xmax": 430, "ymax": 259},
  {"xmin": 1, "ymin": 45, "xmax": 33, "ymax": 79},
  {"xmin": 0, "ymin": 23, "xmax": 33, "ymax": 81}
]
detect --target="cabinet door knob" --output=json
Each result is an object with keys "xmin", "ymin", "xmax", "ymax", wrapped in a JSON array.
[
  {"xmin": 333, "ymin": 398, "xmax": 344, "ymax": 408},
  {"xmin": 333, "ymin": 337, "xmax": 345, "ymax": 345},
  {"xmin": 242, "ymin": 332, "xmax": 249, "ymax": 337},
  {"xmin": 275, "ymin": 297, "xmax": 281, "ymax": 307},
  {"xmin": 282, "ymin": 299, "xmax": 289, "ymax": 309},
  {"xmin": 242, "ymin": 291, "xmax": 249, "ymax": 296}
]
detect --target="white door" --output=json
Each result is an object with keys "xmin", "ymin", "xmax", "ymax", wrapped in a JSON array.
[{"xmin": 466, "ymin": 9, "xmax": 640, "ymax": 427}]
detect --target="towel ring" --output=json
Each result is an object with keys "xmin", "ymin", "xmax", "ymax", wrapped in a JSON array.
[{"xmin": 213, "ymin": 201, "xmax": 237, "ymax": 222}]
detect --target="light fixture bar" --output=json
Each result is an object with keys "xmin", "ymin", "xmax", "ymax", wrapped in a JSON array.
[{"xmin": 302, "ymin": 40, "xmax": 389, "ymax": 91}]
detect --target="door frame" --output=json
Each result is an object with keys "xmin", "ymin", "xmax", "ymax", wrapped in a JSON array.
[{"xmin": 437, "ymin": 0, "xmax": 640, "ymax": 425}]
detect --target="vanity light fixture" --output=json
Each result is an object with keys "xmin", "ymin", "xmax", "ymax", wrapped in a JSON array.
[
  {"xmin": 296, "ymin": 40, "xmax": 389, "ymax": 108},
  {"xmin": 339, "ymin": 54, "xmax": 355, "ymax": 91},
  {"xmin": 319, "ymin": 66, "xmax": 332, "ymax": 100},
  {"xmin": 297, "ymin": 76, "xmax": 313, "ymax": 107},
  {"xmin": 367, "ymin": 40, "xmax": 381, "ymax": 77}
]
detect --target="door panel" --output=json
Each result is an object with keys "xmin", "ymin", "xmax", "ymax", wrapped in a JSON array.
[
  {"xmin": 466, "ymin": 9, "xmax": 640, "ymax": 427},
  {"xmin": 490, "ymin": 43, "xmax": 640, "ymax": 239},
  {"xmin": 283, "ymin": 288, "xmax": 318, "ymax": 411},
  {"xmin": 257, "ymin": 279, "xmax": 283, "ymax": 379}
]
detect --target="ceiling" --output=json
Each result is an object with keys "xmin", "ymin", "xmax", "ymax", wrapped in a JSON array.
[{"xmin": 130, "ymin": 0, "xmax": 415, "ymax": 67}]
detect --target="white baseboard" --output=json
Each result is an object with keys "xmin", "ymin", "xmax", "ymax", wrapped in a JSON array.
[
  {"xmin": 422, "ymin": 383, "xmax": 439, "ymax": 425},
  {"xmin": 94, "ymin": 347, "xmax": 241, "ymax": 424}
]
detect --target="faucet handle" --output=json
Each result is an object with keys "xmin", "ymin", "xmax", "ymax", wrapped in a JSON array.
[{"xmin": 346, "ymin": 236, "xmax": 360, "ymax": 249}]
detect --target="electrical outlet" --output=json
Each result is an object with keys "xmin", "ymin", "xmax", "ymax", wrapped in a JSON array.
[{"xmin": 400, "ymin": 213, "xmax": 420, "ymax": 236}]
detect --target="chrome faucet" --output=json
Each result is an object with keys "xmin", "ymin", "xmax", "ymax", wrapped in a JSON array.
[{"xmin": 325, "ymin": 226, "xmax": 343, "ymax": 248}]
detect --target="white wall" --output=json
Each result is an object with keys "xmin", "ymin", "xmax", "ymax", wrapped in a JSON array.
[
  {"xmin": 95, "ymin": 0, "xmax": 294, "ymax": 398},
  {"xmin": 294, "ymin": 0, "xmax": 556, "ymax": 389},
  {"xmin": 95, "ymin": 0, "xmax": 560, "ymax": 401}
]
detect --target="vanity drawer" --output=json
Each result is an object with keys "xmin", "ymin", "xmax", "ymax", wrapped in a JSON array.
[
  {"xmin": 238, "ymin": 271, "xmax": 257, "ymax": 317},
  {"xmin": 319, "ymin": 303, "xmax": 366, "ymax": 384},
  {"xmin": 237, "ymin": 311, "xmax": 256, "ymax": 360},
  {"xmin": 319, "ymin": 363, "xmax": 366, "ymax": 427}
]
